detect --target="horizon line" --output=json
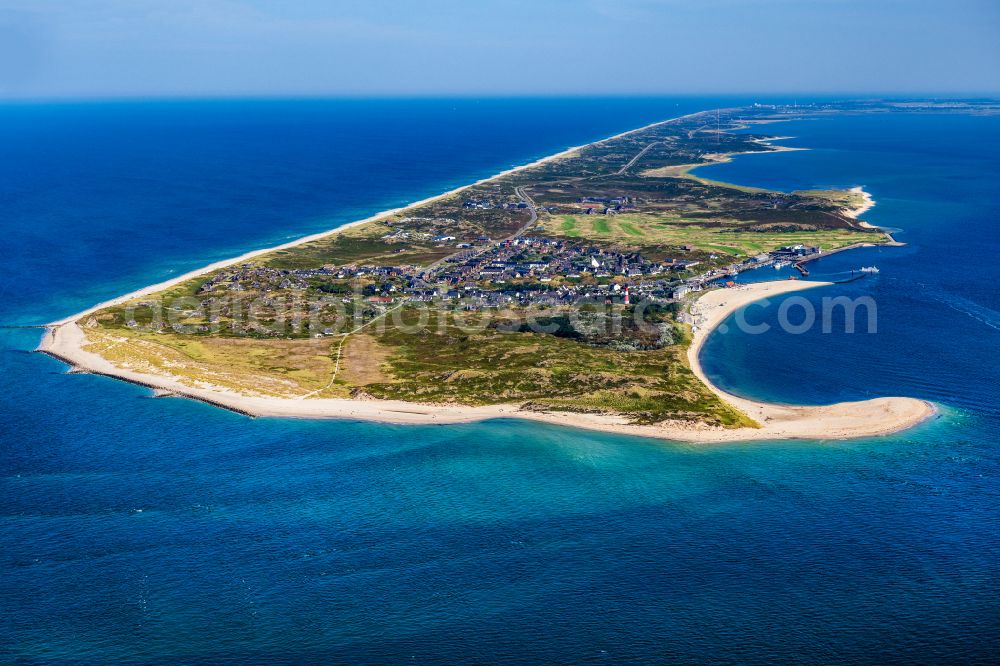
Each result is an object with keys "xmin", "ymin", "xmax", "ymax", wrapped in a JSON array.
[{"xmin": 2, "ymin": 91, "xmax": 999, "ymax": 105}]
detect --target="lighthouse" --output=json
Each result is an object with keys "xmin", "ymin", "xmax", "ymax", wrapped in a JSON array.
[{"xmin": 624, "ymin": 286, "xmax": 630, "ymax": 305}]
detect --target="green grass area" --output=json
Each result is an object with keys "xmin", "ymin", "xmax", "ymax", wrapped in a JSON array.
[
  {"xmin": 591, "ymin": 218, "xmax": 611, "ymax": 234},
  {"xmin": 795, "ymin": 188, "xmax": 867, "ymax": 210},
  {"xmin": 553, "ymin": 214, "xmax": 888, "ymax": 257},
  {"xmin": 618, "ymin": 221, "xmax": 645, "ymax": 237},
  {"xmin": 560, "ymin": 215, "xmax": 581, "ymax": 237}
]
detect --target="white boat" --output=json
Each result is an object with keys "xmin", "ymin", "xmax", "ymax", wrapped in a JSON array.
[
  {"xmin": 774, "ymin": 260, "xmax": 791, "ymax": 269},
  {"xmin": 859, "ymin": 266, "xmax": 880, "ymax": 273}
]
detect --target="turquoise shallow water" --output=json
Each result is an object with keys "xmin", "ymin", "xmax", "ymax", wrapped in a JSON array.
[
  {"xmin": 697, "ymin": 113, "xmax": 1000, "ymax": 416},
  {"xmin": 1, "ymin": 100, "xmax": 998, "ymax": 663}
]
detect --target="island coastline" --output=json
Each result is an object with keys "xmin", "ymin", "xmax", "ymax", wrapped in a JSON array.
[
  {"xmin": 39, "ymin": 279, "xmax": 934, "ymax": 443},
  {"xmin": 38, "ymin": 108, "xmax": 935, "ymax": 443}
]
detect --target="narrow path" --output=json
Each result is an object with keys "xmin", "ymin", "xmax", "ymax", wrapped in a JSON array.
[
  {"xmin": 554, "ymin": 139, "xmax": 665, "ymax": 186},
  {"xmin": 309, "ymin": 184, "xmax": 544, "ymax": 399},
  {"xmin": 299, "ymin": 301, "xmax": 406, "ymax": 399},
  {"xmin": 419, "ymin": 185, "xmax": 538, "ymax": 278},
  {"xmin": 314, "ymin": 187, "xmax": 542, "ymax": 398}
]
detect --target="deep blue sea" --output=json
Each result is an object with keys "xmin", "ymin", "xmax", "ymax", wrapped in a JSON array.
[{"xmin": 1, "ymin": 99, "xmax": 997, "ymax": 664}]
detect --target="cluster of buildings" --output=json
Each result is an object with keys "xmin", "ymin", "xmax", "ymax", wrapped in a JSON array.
[
  {"xmin": 774, "ymin": 244, "xmax": 821, "ymax": 258},
  {"xmin": 376, "ymin": 279, "xmax": 681, "ymax": 311},
  {"xmin": 429, "ymin": 237, "xmax": 700, "ymax": 287},
  {"xmin": 198, "ymin": 263, "xmax": 417, "ymax": 296},
  {"xmin": 195, "ymin": 234, "xmax": 827, "ymax": 322},
  {"xmin": 382, "ymin": 218, "xmax": 471, "ymax": 245},
  {"xmin": 578, "ymin": 195, "xmax": 638, "ymax": 215},
  {"xmin": 196, "ymin": 239, "xmax": 707, "ymax": 313},
  {"xmin": 382, "ymin": 228, "xmax": 434, "ymax": 243},
  {"xmin": 669, "ymin": 244, "xmax": 826, "ymax": 298},
  {"xmin": 198, "ymin": 264, "xmax": 316, "ymax": 293},
  {"xmin": 462, "ymin": 198, "xmax": 529, "ymax": 210}
]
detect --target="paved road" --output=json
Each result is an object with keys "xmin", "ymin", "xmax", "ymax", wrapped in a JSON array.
[
  {"xmin": 512, "ymin": 186, "xmax": 539, "ymax": 232},
  {"xmin": 419, "ymin": 186, "xmax": 538, "ymax": 279},
  {"xmin": 417, "ymin": 132, "xmax": 678, "ymax": 280},
  {"xmin": 615, "ymin": 141, "xmax": 660, "ymax": 175}
]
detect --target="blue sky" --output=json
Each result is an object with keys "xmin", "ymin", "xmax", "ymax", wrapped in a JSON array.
[{"xmin": 2, "ymin": 0, "xmax": 998, "ymax": 98}]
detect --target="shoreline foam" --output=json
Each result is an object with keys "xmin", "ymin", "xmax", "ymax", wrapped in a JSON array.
[{"xmin": 845, "ymin": 186, "xmax": 877, "ymax": 219}]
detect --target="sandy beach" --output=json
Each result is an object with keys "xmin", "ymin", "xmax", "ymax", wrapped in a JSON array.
[
  {"xmin": 670, "ymin": 280, "xmax": 934, "ymax": 441},
  {"xmin": 39, "ymin": 279, "xmax": 934, "ymax": 443},
  {"xmin": 845, "ymin": 185, "xmax": 876, "ymax": 219}
]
